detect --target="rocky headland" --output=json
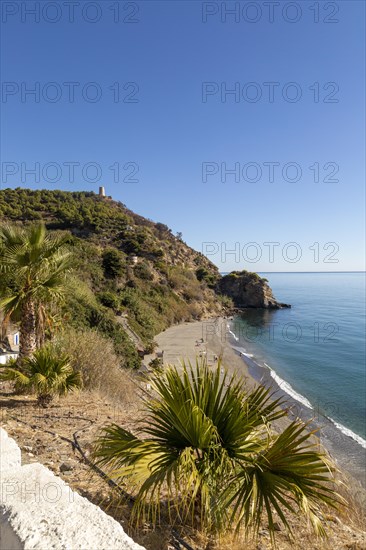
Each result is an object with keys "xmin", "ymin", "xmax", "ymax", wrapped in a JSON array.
[{"xmin": 218, "ymin": 270, "xmax": 291, "ymax": 309}]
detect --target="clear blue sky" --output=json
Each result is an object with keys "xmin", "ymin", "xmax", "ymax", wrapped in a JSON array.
[{"xmin": 1, "ymin": 0, "xmax": 365, "ymax": 272}]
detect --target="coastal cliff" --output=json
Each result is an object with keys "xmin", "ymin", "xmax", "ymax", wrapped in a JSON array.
[
  {"xmin": 0, "ymin": 189, "xmax": 289, "ymax": 369},
  {"xmin": 218, "ymin": 270, "xmax": 291, "ymax": 309}
]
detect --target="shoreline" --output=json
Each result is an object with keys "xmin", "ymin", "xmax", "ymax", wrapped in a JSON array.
[
  {"xmin": 150, "ymin": 316, "xmax": 366, "ymax": 491},
  {"xmin": 225, "ymin": 318, "xmax": 366, "ymax": 489}
]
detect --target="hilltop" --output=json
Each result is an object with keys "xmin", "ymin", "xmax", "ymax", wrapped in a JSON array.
[
  {"xmin": 0, "ymin": 188, "xmax": 287, "ymax": 368},
  {"xmin": 0, "ymin": 188, "xmax": 227, "ymax": 368}
]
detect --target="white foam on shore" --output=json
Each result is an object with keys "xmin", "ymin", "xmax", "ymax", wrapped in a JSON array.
[
  {"xmin": 227, "ymin": 324, "xmax": 239, "ymax": 341},
  {"xmin": 264, "ymin": 363, "xmax": 314, "ymax": 410},
  {"xmin": 230, "ymin": 340, "xmax": 313, "ymax": 410},
  {"xmin": 228, "ymin": 324, "xmax": 366, "ymax": 449},
  {"xmin": 328, "ymin": 417, "xmax": 366, "ymax": 449},
  {"xmin": 231, "ymin": 345, "xmax": 254, "ymax": 358},
  {"xmin": 264, "ymin": 363, "xmax": 366, "ymax": 449}
]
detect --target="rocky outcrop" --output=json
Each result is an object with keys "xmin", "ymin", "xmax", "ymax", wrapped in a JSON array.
[{"xmin": 218, "ymin": 271, "xmax": 291, "ymax": 309}]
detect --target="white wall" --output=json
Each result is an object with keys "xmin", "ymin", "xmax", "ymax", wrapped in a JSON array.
[{"xmin": 0, "ymin": 427, "xmax": 145, "ymax": 550}]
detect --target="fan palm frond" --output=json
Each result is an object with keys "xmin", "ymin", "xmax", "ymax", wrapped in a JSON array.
[
  {"xmin": 0, "ymin": 345, "xmax": 82, "ymax": 405},
  {"xmin": 94, "ymin": 361, "xmax": 343, "ymax": 540}
]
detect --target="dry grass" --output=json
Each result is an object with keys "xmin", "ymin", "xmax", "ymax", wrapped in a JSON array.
[
  {"xmin": 1, "ymin": 379, "xmax": 366, "ymax": 550},
  {"xmin": 1, "ymin": 328, "xmax": 366, "ymax": 549},
  {"xmin": 55, "ymin": 328, "xmax": 139, "ymax": 404}
]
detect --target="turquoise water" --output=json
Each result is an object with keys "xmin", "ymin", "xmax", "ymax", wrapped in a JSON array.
[{"xmin": 227, "ymin": 272, "xmax": 366, "ymax": 481}]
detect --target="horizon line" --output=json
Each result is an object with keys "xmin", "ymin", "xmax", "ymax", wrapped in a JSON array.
[{"xmin": 220, "ymin": 271, "xmax": 366, "ymax": 274}]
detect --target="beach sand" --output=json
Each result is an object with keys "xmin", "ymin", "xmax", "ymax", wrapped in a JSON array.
[{"xmin": 146, "ymin": 317, "xmax": 255, "ymax": 389}]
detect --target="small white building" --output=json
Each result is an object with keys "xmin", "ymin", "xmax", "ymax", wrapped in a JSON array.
[
  {"xmin": 0, "ymin": 312, "xmax": 19, "ymax": 363},
  {"xmin": 0, "ymin": 351, "xmax": 18, "ymax": 365},
  {"xmin": 4, "ymin": 329, "xmax": 19, "ymax": 350}
]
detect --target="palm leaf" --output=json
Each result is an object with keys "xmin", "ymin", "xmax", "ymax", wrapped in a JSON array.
[
  {"xmin": 4, "ymin": 345, "xmax": 82, "ymax": 400},
  {"xmin": 0, "ymin": 223, "xmax": 75, "ymax": 352},
  {"xmin": 94, "ymin": 361, "xmax": 344, "ymax": 540},
  {"xmin": 0, "ymin": 367, "xmax": 30, "ymax": 386},
  {"xmin": 223, "ymin": 420, "xmax": 343, "ymax": 542}
]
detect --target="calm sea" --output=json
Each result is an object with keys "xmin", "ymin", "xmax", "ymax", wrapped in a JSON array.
[{"xmin": 227, "ymin": 272, "xmax": 366, "ymax": 485}]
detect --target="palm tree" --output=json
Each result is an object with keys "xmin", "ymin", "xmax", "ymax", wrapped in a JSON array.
[
  {"xmin": 94, "ymin": 361, "xmax": 343, "ymax": 542},
  {"xmin": 0, "ymin": 223, "xmax": 73, "ymax": 357},
  {"xmin": 0, "ymin": 345, "xmax": 82, "ymax": 406}
]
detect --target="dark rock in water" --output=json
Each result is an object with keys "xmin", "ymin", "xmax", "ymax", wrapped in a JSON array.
[{"xmin": 217, "ymin": 270, "xmax": 291, "ymax": 309}]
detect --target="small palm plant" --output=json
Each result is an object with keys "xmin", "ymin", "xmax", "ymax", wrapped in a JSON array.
[
  {"xmin": 94, "ymin": 361, "xmax": 343, "ymax": 543},
  {"xmin": 0, "ymin": 345, "xmax": 82, "ymax": 407}
]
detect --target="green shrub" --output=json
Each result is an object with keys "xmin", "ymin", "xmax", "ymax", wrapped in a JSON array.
[
  {"xmin": 195, "ymin": 267, "xmax": 219, "ymax": 287},
  {"xmin": 63, "ymin": 285, "xmax": 140, "ymax": 369},
  {"xmin": 134, "ymin": 262, "xmax": 153, "ymax": 281},
  {"xmin": 148, "ymin": 357, "xmax": 162, "ymax": 369},
  {"xmin": 102, "ymin": 249, "xmax": 125, "ymax": 279},
  {"xmin": 0, "ymin": 188, "xmax": 223, "ymax": 358},
  {"xmin": 144, "ymin": 340, "xmax": 157, "ymax": 354},
  {"xmin": 217, "ymin": 294, "xmax": 234, "ymax": 309},
  {"xmin": 98, "ymin": 291, "xmax": 120, "ymax": 310},
  {"xmin": 152, "ymin": 248, "xmax": 164, "ymax": 258}
]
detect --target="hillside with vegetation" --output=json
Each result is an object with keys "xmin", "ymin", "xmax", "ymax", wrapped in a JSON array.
[
  {"xmin": 1, "ymin": 188, "xmax": 365, "ymax": 549},
  {"xmin": 0, "ymin": 188, "xmax": 228, "ymax": 368}
]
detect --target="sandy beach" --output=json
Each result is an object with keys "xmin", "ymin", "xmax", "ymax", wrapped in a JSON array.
[{"xmin": 146, "ymin": 317, "xmax": 256, "ymax": 390}]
